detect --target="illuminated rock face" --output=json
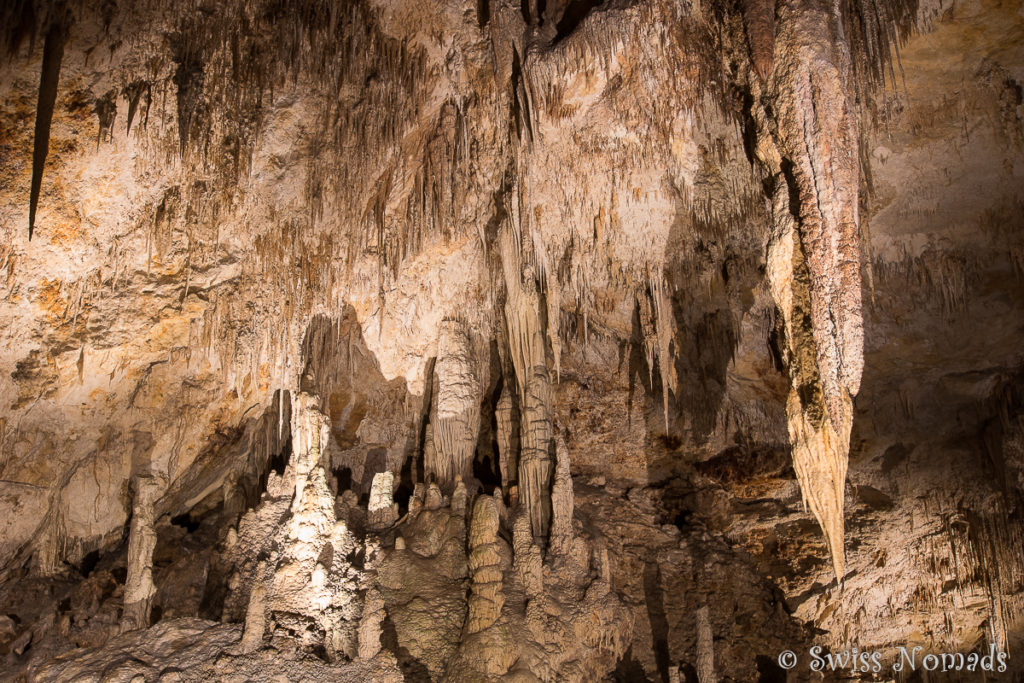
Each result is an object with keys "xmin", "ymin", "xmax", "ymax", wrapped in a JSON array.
[{"xmin": 1, "ymin": 0, "xmax": 1024, "ymax": 678}]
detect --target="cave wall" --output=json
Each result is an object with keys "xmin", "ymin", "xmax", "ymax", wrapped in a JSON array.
[{"xmin": 0, "ymin": 0, "xmax": 1022, "ymax": 678}]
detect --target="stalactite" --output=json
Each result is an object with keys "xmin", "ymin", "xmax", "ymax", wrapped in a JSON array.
[
  {"xmin": 741, "ymin": 0, "xmax": 776, "ymax": 82},
  {"xmin": 650, "ymin": 270, "xmax": 677, "ymax": 430},
  {"xmin": 499, "ymin": 227, "xmax": 553, "ymax": 541},
  {"xmin": 93, "ymin": 90, "xmax": 117, "ymax": 148},
  {"xmin": 755, "ymin": 0, "xmax": 867, "ymax": 581},
  {"xmin": 28, "ymin": 17, "xmax": 67, "ymax": 241},
  {"xmin": 123, "ymin": 80, "xmax": 151, "ymax": 137},
  {"xmin": 767, "ymin": 196, "xmax": 851, "ymax": 582}
]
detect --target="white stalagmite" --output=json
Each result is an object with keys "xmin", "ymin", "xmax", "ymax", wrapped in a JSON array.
[
  {"xmin": 289, "ymin": 392, "xmax": 332, "ymax": 511},
  {"xmin": 120, "ymin": 475, "xmax": 162, "ymax": 633},
  {"xmin": 512, "ymin": 509, "xmax": 543, "ymax": 598},
  {"xmin": 367, "ymin": 470, "xmax": 399, "ymax": 530},
  {"xmin": 431, "ymin": 320, "xmax": 481, "ymax": 488},
  {"xmin": 255, "ymin": 392, "xmax": 363, "ymax": 657}
]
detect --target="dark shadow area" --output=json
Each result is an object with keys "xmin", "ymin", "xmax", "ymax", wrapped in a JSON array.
[
  {"xmin": 612, "ymin": 645, "xmax": 652, "ymax": 681},
  {"xmin": 554, "ymin": 0, "xmax": 603, "ymax": 42},
  {"xmin": 756, "ymin": 654, "xmax": 787, "ymax": 682},
  {"xmin": 381, "ymin": 613, "xmax": 431, "ymax": 682},
  {"xmin": 643, "ymin": 561, "xmax": 671, "ymax": 683}
]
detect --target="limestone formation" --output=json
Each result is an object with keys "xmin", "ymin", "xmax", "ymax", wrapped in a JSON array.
[
  {"xmin": 430, "ymin": 320, "xmax": 481, "ymax": 488},
  {"xmin": 495, "ymin": 386, "xmax": 516, "ymax": 489},
  {"xmin": 238, "ymin": 563, "xmax": 268, "ymax": 654},
  {"xmin": 466, "ymin": 495, "xmax": 505, "ymax": 634},
  {"xmin": 356, "ymin": 587, "xmax": 385, "ymax": 660},
  {"xmin": 366, "ymin": 470, "xmax": 399, "ymax": 531},
  {"xmin": 550, "ymin": 434, "xmax": 575, "ymax": 555},
  {"xmin": 500, "ymin": 228, "xmax": 555, "ymax": 542},
  {"xmin": 696, "ymin": 604, "xmax": 716, "ymax": 683},
  {"xmin": 1, "ymin": 0, "xmax": 1022, "ymax": 679},
  {"xmin": 120, "ymin": 476, "xmax": 163, "ymax": 633}
]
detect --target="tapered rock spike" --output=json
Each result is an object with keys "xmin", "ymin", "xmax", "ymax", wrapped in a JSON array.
[{"xmin": 29, "ymin": 19, "xmax": 67, "ymax": 241}]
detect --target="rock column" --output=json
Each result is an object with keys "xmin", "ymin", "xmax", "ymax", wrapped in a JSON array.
[{"xmin": 121, "ymin": 475, "xmax": 162, "ymax": 632}]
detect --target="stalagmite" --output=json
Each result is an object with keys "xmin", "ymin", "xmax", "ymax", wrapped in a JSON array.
[
  {"xmin": 495, "ymin": 387, "xmax": 515, "ymax": 489},
  {"xmin": 466, "ymin": 495, "xmax": 505, "ymax": 633},
  {"xmin": 408, "ymin": 482, "xmax": 426, "ymax": 517},
  {"xmin": 290, "ymin": 392, "xmax": 332, "ymax": 510},
  {"xmin": 512, "ymin": 509, "xmax": 543, "ymax": 597},
  {"xmin": 695, "ymin": 605, "xmax": 716, "ymax": 683},
  {"xmin": 239, "ymin": 563, "xmax": 268, "ymax": 654},
  {"xmin": 247, "ymin": 392, "xmax": 364, "ymax": 657},
  {"xmin": 357, "ymin": 588, "xmax": 385, "ymax": 659},
  {"xmin": 452, "ymin": 476, "xmax": 468, "ymax": 516},
  {"xmin": 121, "ymin": 476, "xmax": 162, "ymax": 633},
  {"xmin": 431, "ymin": 320, "xmax": 481, "ymax": 488},
  {"xmin": 367, "ymin": 470, "xmax": 399, "ymax": 530},
  {"xmin": 423, "ymin": 422, "xmax": 438, "ymax": 486},
  {"xmin": 425, "ymin": 482, "xmax": 444, "ymax": 510},
  {"xmin": 549, "ymin": 434, "xmax": 574, "ymax": 555}
]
